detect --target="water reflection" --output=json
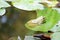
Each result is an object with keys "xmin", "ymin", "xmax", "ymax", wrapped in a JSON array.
[{"xmin": 1, "ymin": 15, "xmax": 7, "ymax": 24}]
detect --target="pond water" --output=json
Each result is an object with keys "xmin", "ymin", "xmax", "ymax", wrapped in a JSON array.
[{"xmin": 0, "ymin": 7, "xmax": 37, "ymax": 40}]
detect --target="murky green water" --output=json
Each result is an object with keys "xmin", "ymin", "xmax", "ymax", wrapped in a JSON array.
[{"xmin": 0, "ymin": 7, "xmax": 37, "ymax": 40}]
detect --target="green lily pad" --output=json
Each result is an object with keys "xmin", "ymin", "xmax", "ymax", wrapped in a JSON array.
[{"xmin": 25, "ymin": 8, "xmax": 60, "ymax": 32}]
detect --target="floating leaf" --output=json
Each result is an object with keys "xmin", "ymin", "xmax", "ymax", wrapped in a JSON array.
[
  {"xmin": 46, "ymin": 1, "xmax": 58, "ymax": 7},
  {"xmin": 3, "ymin": 0, "xmax": 16, "ymax": 1},
  {"xmin": 12, "ymin": 0, "xmax": 44, "ymax": 11},
  {"xmin": 0, "ymin": 8, "xmax": 6, "ymax": 16},
  {"xmin": 51, "ymin": 32, "xmax": 60, "ymax": 40},
  {"xmin": 0, "ymin": 1, "xmax": 10, "ymax": 8},
  {"xmin": 52, "ymin": 8, "xmax": 60, "ymax": 13},
  {"xmin": 50, "ymin": 21, "xmax": 60, "ymax": 32}
]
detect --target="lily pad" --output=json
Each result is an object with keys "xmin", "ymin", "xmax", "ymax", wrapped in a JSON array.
[
  {"xmin": 25, "ymin": 8, "xmax": 60, "ymax": 32},
  {"xmin": 50, "ymin": 21, "xmax": 60, "ymax": 32},
  {"xmin": 51, "ymin": 32, "xmax": 60, "ymax": 40},
  {"xmin": 12, "ymin": 0, "xmax": 44, "ymax": 11},
  {"xmin": 0, "ymin": 8, "xmax": 6, "ymax": 16},
  {"xmin": 0, "ymin": 1, "xmax": 10, "ymax": 8}
]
